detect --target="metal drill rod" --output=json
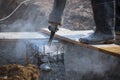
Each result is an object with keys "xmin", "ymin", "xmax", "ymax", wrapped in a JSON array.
[{"xmin": 48, "ymin": 31, "xmax": 55, "ymax": 45}]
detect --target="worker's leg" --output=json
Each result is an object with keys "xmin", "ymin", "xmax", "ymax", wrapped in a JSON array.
[
  {"xmin": 115, "ymin": 0, "xmax": 120, "ymax": 34},
  {"xmin": 49, "ymin": 0, "xmax": 67, "ymax": 25},
  {"xmin": 79, "ymin": 0, "xmax": 115, "ymax": 44}
]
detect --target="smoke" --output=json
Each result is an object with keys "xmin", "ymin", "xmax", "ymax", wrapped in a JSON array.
[
  {"xmin": 14, "ymin": 1, "xmax": 52, "ymax": 64},
  {"xmin": 0, "ymin": 0, "xmax": 54, "ymax": 65}
]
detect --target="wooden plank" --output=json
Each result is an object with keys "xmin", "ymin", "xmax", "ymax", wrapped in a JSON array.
[
  {"xmin": 42, "ymin": 28, "xmax": 120, "ymax": 57},
  {"xmin": 0, "ymin": 32, "xmax": 48, "ymax": 40}
]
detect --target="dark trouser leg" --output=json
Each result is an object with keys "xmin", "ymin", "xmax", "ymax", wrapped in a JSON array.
[
  {"xmin": 49, "ymin": 0, "xmax": 67, "ymax": 25},
  {"xmin": 79, "ymin": 0, "xmax": 115, "ymax": 44},
  {"xmin": 115, "ymin": 0, "xmax": 120, "ymax": 34}
]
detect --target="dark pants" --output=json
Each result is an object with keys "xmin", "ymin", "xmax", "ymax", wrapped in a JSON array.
[
  {"xmin": 91, "ymin": 0, "xmax": 120, "ymax": 34},
  {"xmin": 49, "ymin": 0, "xmax": 120, "ymax": 32},
  {"xmin": 115, "ymin": 0, "xmax": 120, "ymax": 31}
]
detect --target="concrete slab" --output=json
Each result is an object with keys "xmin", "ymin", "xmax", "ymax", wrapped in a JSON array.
[
  {"xmin": 42, "ymin": 28, "xmax": 120, "ymax": 57},
  {"xmin": 0, "ymin": 32, "xmax": 49, "ymax": 65},
  {"xmin": 0, "ymin": 32, "xmax": 48, "ymax": 40},
  {"xmin": 64, "ymin": 43, "xmax": 120, "ymax": 80}
]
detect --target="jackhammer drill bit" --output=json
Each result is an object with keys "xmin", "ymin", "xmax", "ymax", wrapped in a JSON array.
[
  {"xmin": 48, "ymin": 25, "xmax": 58, "ymax": 45},
  {"xmin": 48, "ymin": 31, "xmax": 55, "ymax": 45}
]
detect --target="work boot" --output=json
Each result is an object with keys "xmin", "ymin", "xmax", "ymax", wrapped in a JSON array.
[
  {"xmin": 79, "ymin": 31, "xmax": 114, "ymax": 44},
  {"xmin": 79, "ymin": 0, "xmax": 115, "ymax": 44}
]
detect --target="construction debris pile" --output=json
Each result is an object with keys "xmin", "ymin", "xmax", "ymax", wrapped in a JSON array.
[{"xmin": 0, "ymin": 64, "xmax": 40, "ymax": 80}]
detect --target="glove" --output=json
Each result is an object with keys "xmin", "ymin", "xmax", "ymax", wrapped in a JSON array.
[{"xmin": 48, "ymin": 23, "xmax": 59, "ymax": 32}]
